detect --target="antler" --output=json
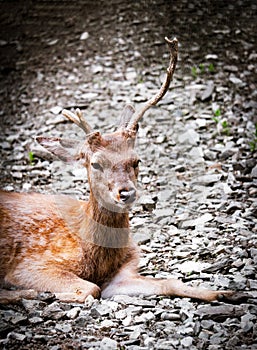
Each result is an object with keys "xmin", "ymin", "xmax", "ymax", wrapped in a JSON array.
[
  {"xmin": 62, "ymin": 108, "xmax": 93, "ymax": 134},
  {"xmin": 127, "ymin": 37, "xmax": 178, "ymax": 131}
]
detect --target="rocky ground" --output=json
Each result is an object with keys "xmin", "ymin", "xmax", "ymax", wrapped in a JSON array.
[{"xmin": 0, "ymin": 0, "xmax": 257, "ymax": 349}]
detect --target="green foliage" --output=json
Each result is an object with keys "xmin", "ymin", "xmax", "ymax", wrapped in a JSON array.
[
  {"xmin": 212, "ymin": 109, "xmax": 230, "ymax": 135},
  {"xmin": 28, "ymin": 151, "xmax": 35, "ymax": 165},
  {"xmin": 186, "ymin": 271, "xmax": 193, "ymax": 277},
  {"xmin": 208, "ymin": 63, "xmax": 215, "ymax": 73},
  {"xmin": 221, "ymin": 120, "xmax": 228, "ymax": 129},
  {"xmin": 221, "ymin": 120, "xmax": 230, "ymax": 135},
  {"xmin": 249, "ymin": 123, "xmax": 257, "ymax": 152},
  {"xmin": 191, "ymin": 66, "xmax": 198, "ymax": 78},
  {"xmin": 214, "ymin": 108, "xmax": 221, "ymax": 117},
  {"xmin": 191, "ymin": 62, "xmax": 215, "ymax": 78},
  {"xmin": 199, "ymin": 63, "xmax": 205, "ymax": 74},
  {"xmin": 212, "ymin": 109, "xmax": 221, "ymax": 124}
]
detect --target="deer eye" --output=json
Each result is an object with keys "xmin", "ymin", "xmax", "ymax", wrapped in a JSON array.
[{"xmin": 91, "ymin": 162, "xmax": 103, "ymax": 172}]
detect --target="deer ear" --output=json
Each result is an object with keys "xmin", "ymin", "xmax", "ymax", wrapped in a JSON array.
[
  {"xmin": 36, "ymin": 137, "xmax": 80, "ymax": 163},
  {"xmin": 118, "ymin": 104, "xmax": 135, "ymax": 128}
]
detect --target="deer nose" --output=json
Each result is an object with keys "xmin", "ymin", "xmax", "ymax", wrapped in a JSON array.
[{"xmin": 119, "ymin": 188, "xmax": 137, "ymax": 204}]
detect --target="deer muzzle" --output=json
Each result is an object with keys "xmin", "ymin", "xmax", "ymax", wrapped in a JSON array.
[{"xmin": 119, "ymin": 188, "xmax": 137, "ymax": 204}]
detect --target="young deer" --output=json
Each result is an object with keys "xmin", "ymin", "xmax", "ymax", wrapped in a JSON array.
[{"xmin": 0, "ymin": 38, "xmax": 236, "ymax": 304}]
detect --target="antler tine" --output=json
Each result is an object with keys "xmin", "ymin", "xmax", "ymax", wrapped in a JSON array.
[
  {"xmin": 62, "ymin": 108, "xmax": 93, "ymax": 134},
  {"xmin": 127, "ymin": 37, "xmax": 178, "ymax": 131}
]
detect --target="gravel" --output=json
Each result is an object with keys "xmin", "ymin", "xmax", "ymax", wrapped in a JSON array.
[{"xmin": 0, "ymin": 0, "xmax": 257, "ymax": 349}]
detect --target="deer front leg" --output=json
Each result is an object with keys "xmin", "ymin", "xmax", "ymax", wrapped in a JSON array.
[
  {"xmin": 102, "ymin": 269, "xmax": 233, "ymax": 302},
  {"xmin": 4, "ymin": 267, "xmax": 100, "ymax": 303}
]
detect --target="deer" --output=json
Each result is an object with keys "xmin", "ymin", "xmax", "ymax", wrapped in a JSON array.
[{"xmin": 0, "ymin": 38, "xmax": 240, "ymax": 304}]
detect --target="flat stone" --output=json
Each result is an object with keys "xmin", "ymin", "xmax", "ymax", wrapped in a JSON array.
[
  {"xmin": 133, "ymin": 230, "xmax": 151, "ymax": 244},
  {"xmin": 92, "ymin": 64, "xmax": 104, "ymax": 74},
  {"xmin": 251, "ymin": 165, "xmax": 257, "ymax": 178},
  {"xmin": 153, "ymin": 208, "xmax": 174, "ymax": 219},
  {"xmin": 205, "ymin": 54, "xmax": 218, "ymax": 60},
  {"xmin": 201, "ymin": 319, "xmax": 214, "ymax": 330},
  {"xmin": 138, "ymin": 195, "xmax": 156, "ymax": 210},
  {"xmin": 178, "ymin": 129, "xmax": 200, "ymax": 145},
  {"xmin": 241, "ymin": 313, "xmax": 255, "ymax": 332},
  {"xmin": 42, "ymin": 302, "xmax": 66, "ymax": 320},
  {"xmin": 8, "ymin": 332, "xmax": 27, "ymax": 341},
  {"xmin": 28, "ymin": 316, "xmax": 44, "ymax": 324},
  {"xmin": 21, "ymin": 299, "xmax": 47, "ymax": 311},
  {"xmin": 46, "ymin": 115, "xmax": 64, "ymax": 125},
  {"xmin": 55, "ymin": 322, "xmax": 73, "ymax": 333},
  {"xmin": 66, "ymin": 307, "xmax": 81, "ymax": 319},
  {"xmin": 229, "ymin": 75, "xmax": 243, "ymax": 85},
  {"xmin": 161, "ymin": 312, "xmax": 181, "ymax": 321},
  {"xmin": 178, "ymin": 260, "xmax": 211, "ymax": 273},
  {"xmin": 180, "ymin": 213, "xmax": 213, "ymax": 228},
  {"xmin": 50, "ymin": 106, "xmax": 62, "ymax": 115},
  {"xmin": 10, "ymin": 314, "xmax": 28, "ymax": 325},
  {"xmin": 100, "ymin": 337, "xmax": 118, "ymax": 349},
  {"xmin": 80, "ymin": 31, "xmax": 89, "ymax": 40},
  {"xmin": 91, "ymin": 304, "xmax": 112, "ymax": 317},
  {"xmin": 99, "ymin": 319, "xmax": 116, "ymax": 329},
  {"xmin": 196, "ymin": 305, "xmax": 245, "ymax": 321},
  {"xmin": 180, "ymin": 336, "xmax": 193, "ymax": 348},
  {"xmin": 200, "ymin": 81, "xmax": 214, "ymax": 101},
  {"xmin": 192, "ymin": 174, "xmax": 222, "ymax": 185},
  {"xmin": 129, "ymin": 325, "xmax": 143, "ymax": 340},
  {"xmin": 81, "ymin": 92, "xmax": 98, "ymax": 100}
]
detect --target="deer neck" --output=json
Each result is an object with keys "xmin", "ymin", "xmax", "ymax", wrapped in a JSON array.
[{"xmin": 82, "ymin": 194, "xmax": 130, "ymax": 249}]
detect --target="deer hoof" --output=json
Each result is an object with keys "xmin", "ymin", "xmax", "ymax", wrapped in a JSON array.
[
  {"xmin": 74, "ymin": 285, "xmax": 101, "ymax": 302},
  {"xmin": 88, "ymin": 285, "xmax": 101, "ymax": 299},
  {"xmin": 55, "ymin": 285, "xmax": 101, "ymax": 303},
  {"xmin": 217, "ymin": 291, "xmax": 252, "ymax": 304}
]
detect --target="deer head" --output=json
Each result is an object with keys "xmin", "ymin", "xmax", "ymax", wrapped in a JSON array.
[{"xmin": 37, "ymin": 38, "xmax": 178, "ymax": 213}]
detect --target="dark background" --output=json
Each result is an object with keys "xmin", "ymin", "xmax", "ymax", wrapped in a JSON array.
[{"xmin": 0, "ymin": 0, "xmax": 256, "ymax": 127}]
